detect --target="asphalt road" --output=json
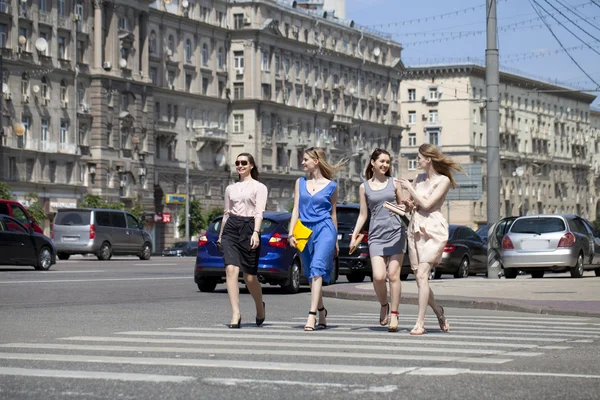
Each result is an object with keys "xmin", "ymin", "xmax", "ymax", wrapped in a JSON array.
[{"xmin": 0, "ymin": 256, "xmax": 599, "ymax": 400}]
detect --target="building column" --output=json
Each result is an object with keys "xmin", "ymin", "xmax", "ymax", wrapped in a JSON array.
[
  {"xmin": 139, "ymin": 12, "xmax": 149, "ymax": 79},
  {"xmin": 93, "ymin": 0, "xmax": 103, "ymax": 70}
]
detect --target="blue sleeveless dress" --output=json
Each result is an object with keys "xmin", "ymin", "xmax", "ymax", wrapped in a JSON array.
[{"xmin": 298, "ymin": 177, "xmax": 338, "ymax": 283}]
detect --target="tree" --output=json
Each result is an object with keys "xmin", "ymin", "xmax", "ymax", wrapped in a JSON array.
[
  {"xmin": 0, "ymin": 182, "xmax": 13, "ymax": 200},
  {"xmin": 24, "ymin": 193, "xmax": 46, "ymax": 224},
  {"xmin": 205, "ymin": 207, "xmax": 224, "ymax": 224},
  {"xmin": 79, "ymin": 194, "xmax": 105, "ymax": 209},
  {"xmin": 285, "ymin": 199, "xmax": 294, "ymax": 213},
  {"xmin": 178, "ymin": 199, "xmax": 206, "ymax": 238}
]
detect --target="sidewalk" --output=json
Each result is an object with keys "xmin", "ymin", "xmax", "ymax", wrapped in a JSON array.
[{"xmin": 323, "ymin": 271, "xmax": 600, "ymax": 317}]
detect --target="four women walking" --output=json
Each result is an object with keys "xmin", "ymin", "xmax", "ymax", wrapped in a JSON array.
[{"xmin": 216, "ymin": 144, "xmax": 461, "ymax": 334}]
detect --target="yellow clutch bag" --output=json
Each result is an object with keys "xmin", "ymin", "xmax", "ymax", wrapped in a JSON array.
[{"xmin": 292, "ymin": 220, "xmax": 313, "ymax": 252}]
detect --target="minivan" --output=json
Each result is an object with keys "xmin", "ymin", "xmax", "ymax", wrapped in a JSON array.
[
  {"xmin": 0, "ymin": 199, "xmax": 44, "ymax": 234},
  {"xmin": 53, "ymin": 208, "xmax": 153, "ymax": 261}
]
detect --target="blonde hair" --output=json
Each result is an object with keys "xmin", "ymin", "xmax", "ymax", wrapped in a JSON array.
[
  {"xmin": 305, "ymin": 147, "xmax": 347, "ymax": 180},
  {"xmin": 419, "ymin": 143, "xmax": 464, "ymax": 189}
]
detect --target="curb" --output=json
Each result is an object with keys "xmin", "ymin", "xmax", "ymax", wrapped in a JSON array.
[{"xmin": 322, "ymin": 287, "xmax": 600, "ymax": 318}]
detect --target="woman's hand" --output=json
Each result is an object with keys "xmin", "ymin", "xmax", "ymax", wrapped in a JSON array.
[
  {"xmin": 335, "ymin": 241, "xmax": 339, "ymax": 257},
  {"xmin": 398, "ymin": 178, "xmax": 413, "ymax": 191},
  {"xmin": 250, "ymin": 232, "xmax": 260, "ymax": 249},
  {"xmin": 289, "ymin": 236, "xmax": 298, "ymax": 249}
]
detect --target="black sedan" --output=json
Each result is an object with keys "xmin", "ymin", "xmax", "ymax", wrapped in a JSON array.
[
  {"xmin": 0, "ymin": 215, "xmax": 56, "ymax": 270},
  {"xmin": 433, "ymin": 224, "xmax": 487, "ymax": 279},
  {"xmin": 162, "ymin": 241, "xmax": 198, "ymax": 257}
]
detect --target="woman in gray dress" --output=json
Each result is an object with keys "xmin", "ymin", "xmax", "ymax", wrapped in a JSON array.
[{"xmin": 351, "ymin": 149, "xmax": 407, "ymax": 332}]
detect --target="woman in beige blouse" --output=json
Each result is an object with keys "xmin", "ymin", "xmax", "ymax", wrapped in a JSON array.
[{"xmin": 218, "ymin": 153, "xmax": 268, "ymax": 328}]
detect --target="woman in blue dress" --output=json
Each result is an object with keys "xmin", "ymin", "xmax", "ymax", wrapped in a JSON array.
[{"xmin": 289, "ymin": 147, "xmax": 345, "ymax": 331}]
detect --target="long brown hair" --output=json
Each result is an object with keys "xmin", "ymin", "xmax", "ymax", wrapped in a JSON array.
[
  {"xmin": 305, "ymin": 147, "xmax": 347, "ymax": 180},
  {"xmin": 418, "ymin": 144, "xmax": 464, "ymax": 188},
  {"xmin": 237, "ymin": 153, "xmax": 259, "ymax": 180},
  {"xmin": 365, "ymin": 148, "xmax": 392, "ymax": 180}
]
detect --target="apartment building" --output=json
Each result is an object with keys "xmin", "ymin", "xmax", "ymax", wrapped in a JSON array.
[
  {"xmin": 0, "ymin": 0, "xmax": 405, "ymax": 248},
  {"xmin": 400, "ymin": 64, "xmax": 598, "ymax": 228}
]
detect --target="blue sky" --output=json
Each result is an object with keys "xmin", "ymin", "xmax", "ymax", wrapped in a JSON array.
[{"xmin": 346, "ymin": 0, "xmax": 600, "ymax": 106}]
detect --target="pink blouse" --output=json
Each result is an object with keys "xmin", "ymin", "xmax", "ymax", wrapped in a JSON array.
[{"xmin": 224, "ymin": 180, "xmax": 268, "ymax": 218}]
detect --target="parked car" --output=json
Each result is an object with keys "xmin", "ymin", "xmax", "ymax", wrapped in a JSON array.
[
  {"xmin": 162, "ymin": 241, "xmax": 198, "ymax": 257},
  {"xmin": 433, "ymin": 224, "xmax": 487, "ymax": 279},
  {"xmin": 475, "ymin": 224, "xmax": 491, "ymax": 244},
  {"xmin": 195, "ymin": 212, "xmax": 338, "ymax": 294},
  {"xmin": 52, "ymin": 208, "xmax": 153, "ymax": 261},
  {"xmin": 336, "ymin": 202, "xmax": 412, "ymax": 282},
  {"xmin": 501, "ymin": 214, "xmax": 600, "ymax": 278},
  {"xmin": 0, "ymin": 215, "xmax": 56, "ymax": 270},
  {"xmin": 0, "ymin": 199, "xmax": 44, "ymax": 234}
]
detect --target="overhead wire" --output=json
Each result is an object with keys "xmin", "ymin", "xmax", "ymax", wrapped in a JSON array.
[
  {"xmin": 539, "ymin": 0, "xmax": 600, "ymax": 49},
  {"xmin": 552, "ymin": 0, "xmax": 600, "ymax": 33}
]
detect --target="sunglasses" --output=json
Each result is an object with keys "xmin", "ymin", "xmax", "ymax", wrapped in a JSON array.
[
  {"xmin": 305, "ymin": 147, "xmax": 319, "ymax": 159},
  {"xmin": 235, "ymin": 160, "xmax": 249, "ymax": 166}
]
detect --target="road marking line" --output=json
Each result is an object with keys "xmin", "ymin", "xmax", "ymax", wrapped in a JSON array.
[
  {"xmin": 203, "ymin": 378, "xmax": 397, "ymax": 392},
  {"xmin": 39, "ymin": 271, "xmax": 105, "ymax": 274},
  {"xmin": 0, "ymin": 353, "xmax": 418, "ymax": 375},
  {"xmin": 569, "ymin": 339, "xmax": 594, "ymax": 343},
  {"xmin": 0, "ymin": 367, "xmax": 194, "ymax": 383},
  {"xmin": 118, "ymin": 330, "xmax": 568, "ymax": 344},
  {"xmin": 62, "ymin": 335, "xmax": 541, "ymax": 349},
  {"xmin": 353, "ymin": 314, "xmax": 593, "ymax": 322},
  {"xmin": 133, "ymin": 264, "xmax": 177, "ymax": 266},
  {"xmin": 0, "ymin": 343, "xmax": 513, "ymax": 364},
  {"xmin": 325, "ymin": 316, "xmax": 598, "ymax": 326},
  {"xmin": 0, "ymin": 277, "xmax": 189, "ymax": 284}
]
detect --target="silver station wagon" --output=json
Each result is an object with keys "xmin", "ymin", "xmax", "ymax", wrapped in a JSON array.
[
  {"xmin": 501, "ymin": 214, "xmax": 600, "ymax": 279},
  {"xmin": 53, "ymin": 208, "xmax": 153, "ymax": 261}
]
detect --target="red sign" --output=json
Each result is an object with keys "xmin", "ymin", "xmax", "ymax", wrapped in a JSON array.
[{"xmin": 161, "ymin": 213, "xmax": 172, "ymax": 223}]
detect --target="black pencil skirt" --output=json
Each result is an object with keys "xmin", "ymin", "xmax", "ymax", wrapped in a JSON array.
[{"xmin": 221, "ymin": 214, "xmax": 260, "ymax": 275}]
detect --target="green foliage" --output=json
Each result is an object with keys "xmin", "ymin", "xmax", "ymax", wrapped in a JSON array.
[
  {"xmin": 24, "ymin": 193, "xmax": 46, "ymax": 224},
  {"xmin": 79, "ymin": 194, "xmax": 142, "ymax": 220},
  {"xmin": 129, "ymin": 199, "xmax": 145, "ymax": 220},
  {"xmin": 79, "ymin": 194, "xmax": 105, "ymax": 209},
  {"xmin": 178, "ymin": 199, "xmax": 206, "ymax": 238},
  {"xmin": 285, "ymin": 199, "xmax": 294, "ymax": 213},
  {"xmin": 0, "ymin": 182, "xmax": 13, "ymax": 200},
  {"xmin": 205, "ymin": 207, "xmax": 224, "ymax": 224}
]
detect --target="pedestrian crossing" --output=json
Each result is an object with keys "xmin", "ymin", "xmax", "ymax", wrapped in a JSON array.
[{"xmin": 0, "ymin": 313, "xmax": 599, "ymax": 385}]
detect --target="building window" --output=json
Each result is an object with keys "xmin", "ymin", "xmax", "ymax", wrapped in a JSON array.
[
  {"xmin": 21, "ymin": 73, "xmax": 29, "ymax": 96},
  {"xmin": 167, "ymin": 70, "xmax": 175, "ymax": 88},
  {"xmin": 19, "ymin": 27, "xmax": 30, "ymax": 51},
  {"xmin": 41, "ymin": 119, "xmax": 49, "ymax": 144},
  {"xmin": 408, "ymin": 89, "xmax": 416, "ymax": 101},
  {"xmin": 217, "ymin": 47, "xmax": 224, "ymax": 69},
  {"xmin": 408, "ymin": 133, "xmax": 416, "ymax": 146},
  {"xmin": 428, "ymin": 87, "xmax": 438, "ymax": 100},
  {"xmin": 66, "ymin": 162, "xmax": 73, "ymax": 184},
  {"xmin": 185, "ymin": 39, "xmax": 192, "ymax": 63},
  {"xmin": 429, "ymin": 131, "xmax": 439, "ymax": 146},
  {"xmin": 201, "ymin": 43, "xmax": 209, "ymax": 65},
  {"xmin": 49, "ymin": 161, "xmax": 57, "ymax": 183},
  {"xmin": 60, "ymin": 121, "xmax": 68, "ymax": 145},
  {"xmin": 118, "ymin": 17, "xmax": 129, "ymax": 31},
  {"xmin": 233, "ymin": 114, "xmax": 244, "ymax": 133},
  {"xmin": 408, "ymin": 158, "xmax": 417, "ymax": 170},
  {"xmin": 8, "ymin": 157, "xmax": 17, "ymax": 180},
  {"xmin": 149, "ymin": 67, "xmax": 157, "ymax": 85},
  {"xmin": 262, "ymin": 84, "xmax": 271, "ymax": 100},
  {"xmin": 429, "ymin": 110, "xmax": 438, "ymax": 123},
  {"xmin": 275, "ymin": 55, "xmax": 281, "ymax": 75},
  {"xmin": 233, "ymin": 51, "xmax": 244, "ymax": 70},
  {"xmin": 234, "ymin": 83, "xmax": 244, "ymax": 100},
  {"xmin": 408, "ymin": 111, "xmax": 416, "ymax": 125},
  {"xmin": 26, "ymin": 158, "xmax": 34, "ymax": 181},
  {"xmin": 77, "ymin": 40, "xmax": 85, "ymax": 63},
  {"xmin": 185, "ymin": 74, "xmax": 192, "ymax": 92},
  {"xmin": 149, "ymin": 31, "xmax": 157, "ymax": 54},
  {"xmin": 120, "ymin": 93, "xmax": 129, "ymax": 111},
  {"xmin": 0, "ymin": 24, "xmax": 7, "ymax": 48},
  {"xmin": 234, "ymin": 14, "xmax": 244, "ymax": 30},
  {"xmin": 167, "ymin": 35, "xmax": 175, "ymax": 54},
  {"xmin": 202, "ymin": 77, "xmax": 209, "ymax": 95},
  {"xmin": 58, "ymin": 35, "xmax": 67, "ymax": 59},
  {"xmin": 58, "ymin": 0, "xmax": 66, "ymax": 16},
  {"xmin": 39, "ymin": 0, "xmax": 49, "ymax": 12},
  {"xmin": 261, "ymin": 50, "xmax": 270, "ymax": 71}
]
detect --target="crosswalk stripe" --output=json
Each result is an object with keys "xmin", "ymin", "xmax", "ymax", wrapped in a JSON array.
[
  {"xmin": 0, "ymin": 367, "xmax": 194, "ymax": 383},
  {"xmin": 353, "ymin": 314, "xmax": 592, "ymax": 322},
  {"xmin": 0, "ymin": 343, "xmax": 514, "ymax": 364},
  {"xmin": 61, "ymin": 335, "xmax": 545, "ymax": 349}
]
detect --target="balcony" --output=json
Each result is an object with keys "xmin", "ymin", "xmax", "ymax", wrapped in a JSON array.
[
  {"xmin": 0, "ymin": 2, "xmax": 11, "ymax": 15},
  {"xmin": 424, "ymin": 120, "xmax": 443, "ymax": 129},
  {"xmin": 58, "ymin": 143, "xmax": 77, "ymax": 154},
  {"xmin": 38, "ymin": 11, "xmax": 52, "ymax": 25},
  {"xmin": 332, "ymin": 114, "xmax": 353, "ymax": 126},
  {"xmin": 41, "ymin": 141, "xmax": 58, "ymax": 153},
  {"xmin": 193, "ymin": 126, "xmax": 227, "ymax": 141},
  {"xmin": 19, "ymin": 5, "xmax": 30, "ymax": 19},
  {"xmin": 58, "ymin": 16, "xmax": 73, "ymax": 30}
]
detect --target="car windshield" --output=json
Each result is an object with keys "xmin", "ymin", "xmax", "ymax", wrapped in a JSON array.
[
  {"xmin": 475, "ymin": 225, "xmax": 488, "ymax": 236},
  {"xmin": 54, "ymin": 211, "xmax": 91, "ymax": 226},
  {"xmin": 171, "ymin": 242, "xmax": 187, "ymax": 249},
  {"xmin": 337, "ymin": 208, "xmax": 361, "ymax": 227},
  {"xmin": 511, "ymin": 218, "xmax": 566, "ymax": 234}
]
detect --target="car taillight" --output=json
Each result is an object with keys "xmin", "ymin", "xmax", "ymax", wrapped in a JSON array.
[
  {"xmin": 558, "ymin": 232, "xmax": 575, "ymax": 248},
  {"xmin": 502, "ymin": 235, "xmax": 514, "ymax": 250},
  {"xmin": 89, "ymin": 223, "xmax": 96, "ymax": 239},
  {"xmin": 269, "ymin": 232, "xmax": 287, "ymax": 249},
  {"xmin": 443, "ymin": 244, "xmax": 456, "ymax": 253},
  {"xmin": 51, "ymin": 223, "xmax": 54, "ymax": 239},
  {"xmin": 198, "ymin": 235, "xmax": 208, "ymax": 247}
]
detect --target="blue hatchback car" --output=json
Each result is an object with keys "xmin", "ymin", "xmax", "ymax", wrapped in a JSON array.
[{"xmin": 195, "ymin": 212, "xmax": 323, "ymax": 293}]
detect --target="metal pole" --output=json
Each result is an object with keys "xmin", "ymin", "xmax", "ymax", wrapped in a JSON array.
[
  {"xmin": 486, "ymin": 0, "xmax": 501, "ymax": 278},
  {"xmin": 185, "ymin": 143, "xmax": 190, "ymax": 241}
]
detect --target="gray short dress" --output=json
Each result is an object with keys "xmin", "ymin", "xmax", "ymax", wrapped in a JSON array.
[{"xmin": 364, "ymin": 177, "xmax": 407, "ymax": 257}]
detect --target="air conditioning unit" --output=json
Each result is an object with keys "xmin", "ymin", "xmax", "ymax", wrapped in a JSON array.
[
  {"xmin": 285, "ymin": 74, "xmax": 291, "ymax": 81},
  {"xmin": 322, "ymin": 104, "xmax": 327, "ymax": 111},
  {"xmin": 422, "ymin": 114, "xmax": 428, "ymax": 121},
  {"xmin": 62, "ymin": 100, "xmax": 68, "ymax": 108},
  {"xmin": 3, "ymin": 92, "xmax": 11, "ymax": 101},
  {"xmin": 243, "ymin": 18, "xmax": 251, "ymax": 25},
  {"xmin": 235, "ymin": 68, "xmax": 244, "ymax": 75},
  {"xmin": 137, "ymin": 168, "xmax": 146, "ymax": 176},
  {"xmin": 80, "ymin": 103, "xmax": 90, "ymax": 112},
  {"xmin": 102, "ymin": 61, "xmax": 112, "ymax": 70},
  {"xmin": 72, "ymin": 14, "xmax": 80, "ymax": 22},
  {"xmin": 22, "ymin": 94, "xmax": 30, "ymax": 103},
  {"xmin": 43, "ymin": 98, "xmax": 50, "ymax": 106}
]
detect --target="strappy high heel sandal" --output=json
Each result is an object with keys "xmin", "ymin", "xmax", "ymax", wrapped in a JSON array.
[
  {"xmin": 379, "ymin": 303, "xmax": 390, "ymax": 326},
  {"xmin": 304, "ymin": 311, "xmax": 317, "ymax": 331},
  {"xmin": 410, "ymin": 326, "xmax": 427, "ymax": 335},
  {"xmin": 317, "ymin": 307, "xmax": 328, "ymax": 330},
  {"xmin": 388, "ymin": 310, "xmax": 399, "ymax": 332},
  {"xmin": 437, "ymin": 306, "xmax": 450, "ymax": 332}
]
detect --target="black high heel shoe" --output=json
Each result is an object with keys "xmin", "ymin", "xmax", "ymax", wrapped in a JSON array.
[
  {"xmin": 229, "ymin": 315, "xmax": 241, "ymax": 329},
  {"xmin": 256, "ymin": 302, "xmax": 266, "ymax": 326},
  {"xmin": 317, "ymin": 307, "xmax": 328, "ymax": 330}
]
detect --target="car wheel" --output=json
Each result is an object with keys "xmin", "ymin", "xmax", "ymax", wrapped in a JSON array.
[
  {"xmin": 197, "ymin": 279, "xmax": 217, "ymax": 292},
  {"xmin": 595, "ymin": 268, "xmax": 600, "ymax": 277},
  {"xmin": 139, "ymin": 242, "xmax": 152, "ymax": 260},
  {"xmin": 504, "ymin": 268, "xmax": 518, "ymax": 279},
  {"xmin": 34, "ymin": 246, "xmax": 53, "ymax": 270},
  {"xmin": 531, "ymin": 270, "xmax": 545, "ymax": 279},
  {"xmin": 347, "ymin": 273, "xmax": 366, "ymax": 283},
  {"xmin": 454, "ymin": 257, "xmax": 470, "ymax": 279},
  {"xmin": 282, "ymin": 259, "xmax": 301, "ymax": 294},
  {"xmin": 57, "ymin": 253, "xmax": 70, "ymax": 261},
  {"xmin": 400, "ymin": 274, "xmax": 409, "ymax": 281},
  {"xmin": 97, "ymin": 242, "xmax": 112, "ymax": 261},
  {"xmin": 570, "ymin": 254, "xmax": 584, "ymax": 278},
  {"xmin": 432, "ymin": 268, "xmax": 442, "ymax": 280}
]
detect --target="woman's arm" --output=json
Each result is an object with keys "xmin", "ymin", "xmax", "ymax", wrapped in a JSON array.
[
  {"xmin": 351, "ymin": 184, "xmax": 369, "ymax": 244},
  {"xmin": 250, "ymin": 183, "xmax": 269, "ymax": 249},
  {"xmin": 288, "ymin": 179, "xmax": 301, "ymax": 248},
  {"xmin": 400, "ymin": 175, "xmax": 451, "ymax": 211},
  {"xmin": 330, "ymin": 187, "xmax": 339, "ymax": 256},
  {"xmin": 218, "ymin": 186, "xmax": 232, "ymax": 242}
]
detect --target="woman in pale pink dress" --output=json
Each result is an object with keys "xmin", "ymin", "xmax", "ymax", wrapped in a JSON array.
[{"xmin": 399, "ymin": 144, "xmax": 463, "ymax": 335}]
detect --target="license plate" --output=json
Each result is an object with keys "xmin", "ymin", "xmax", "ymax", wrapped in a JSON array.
[
  {"xmin": 521, "ymin": 240, "xmax": 550, "ymax": 250},
  {"xmin": 62, "ymin": 237, "xmax": 78, "ymax": 242},
  {"xmin": 337, "ymin": 234, "xmax": 342, "ymax": 240}
]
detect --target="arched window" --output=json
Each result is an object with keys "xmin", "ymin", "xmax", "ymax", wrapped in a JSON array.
[
  {"xmin": 60, "ymin": 80, "xmax": 67, "ymax": 102},
  {"xmin": 217, "ymin": 47, "xmax": 224, "ymax": 69},
  {"xmin": 185, "ymin": 39, "xmax": 192, "ymax": 63},
  {"xmin": 167, "ymin": 35, "xmax": 175, "ymax": 54},
  {"xmin": 21, "ymin": 72, "xmax": 29, "ymax": 96},
  {"xmin": 201, "ymin": 43, "xmax": 209, "ymax": 66},
  {"xmin": 41, "ymin": 76, "xmax": 49, "ymax": 99},
  {"xmin": 149, "ymin": 30, "xmax": 157, "ymax": 54}
]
